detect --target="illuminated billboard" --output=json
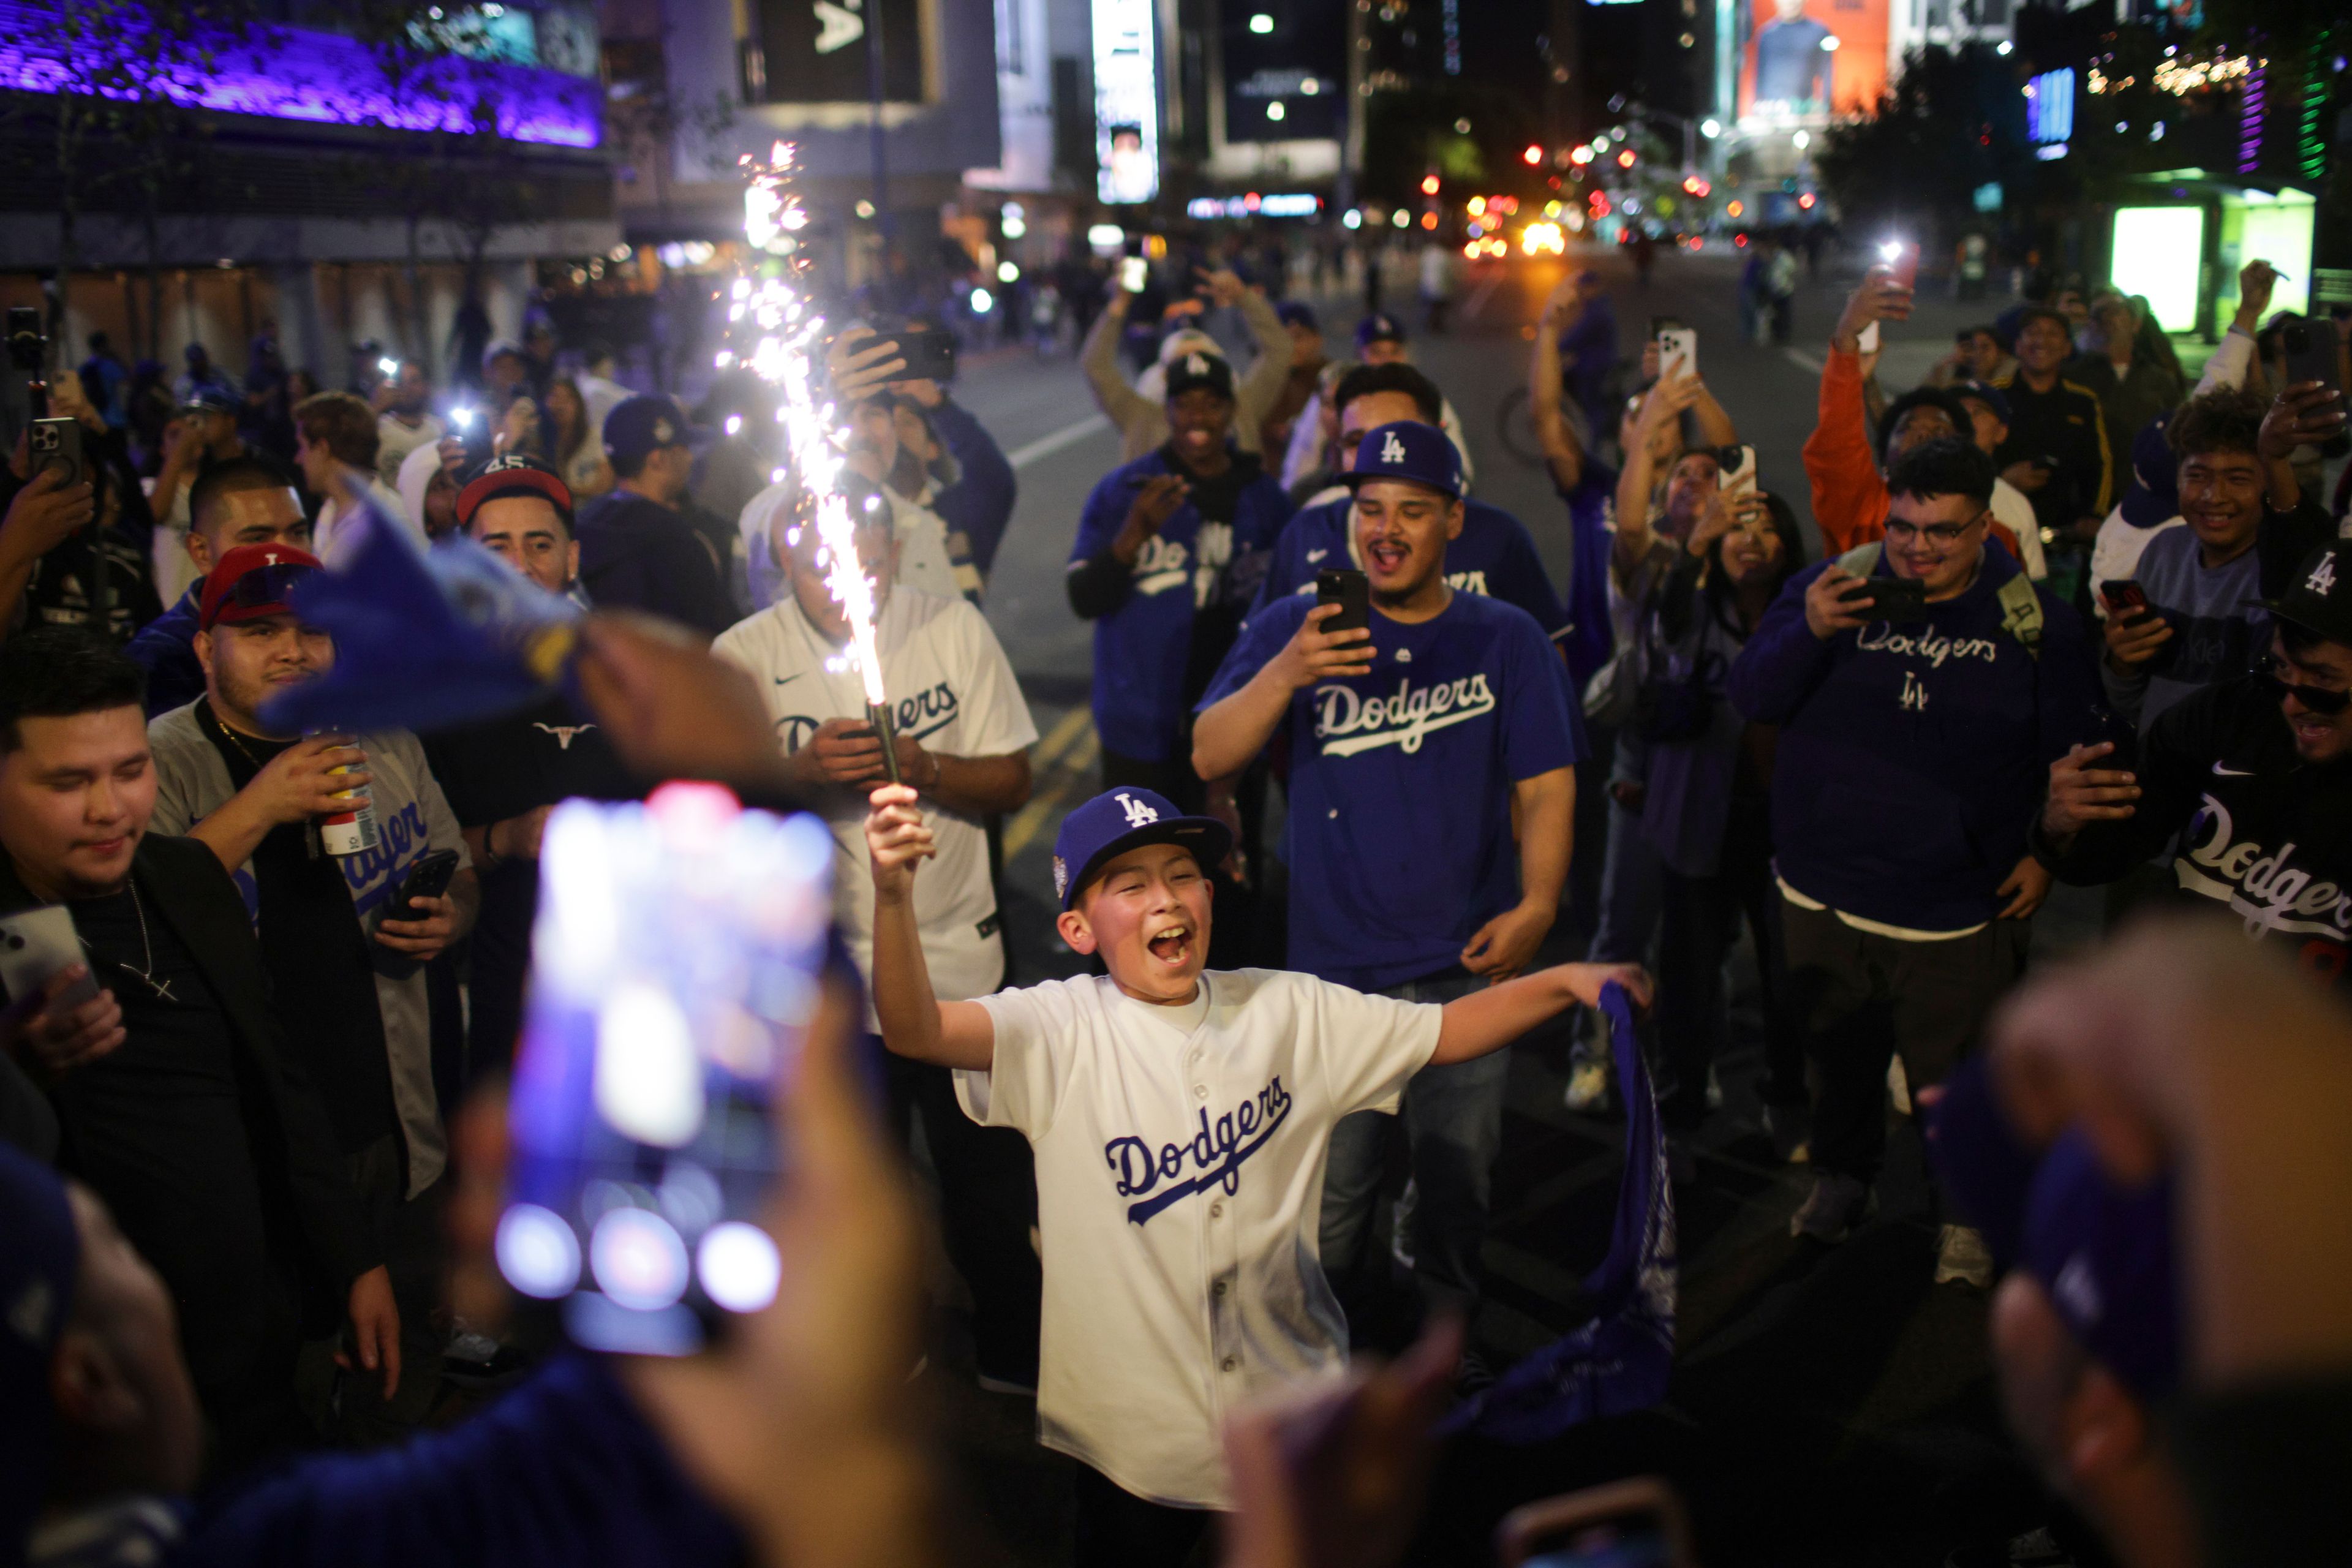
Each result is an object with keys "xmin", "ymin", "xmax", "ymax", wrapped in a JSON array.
[
  {"xmin": 1738, "ymin": 0, "xmax": 1888, "ymax": 125},
  {"xmin": 2026, "ymin": 67, "xmax": 2075, "ymax": 145},
  {"xmin": 2110, "ymin": 207, "xmax": 2205, "ymax": 331},
  {"xmin": 1093, "ymin": 0, "xmax": 1159, "ymax": 205}
]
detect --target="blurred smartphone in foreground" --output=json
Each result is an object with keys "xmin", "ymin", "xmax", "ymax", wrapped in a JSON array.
[
  {"xmin": 1499, "ymin": 1477, "xmax": 1700, "ymax": 1568},
  {"xmin": 1121, "ymin": 256, "xmax": 1149, "ymax": 293},
  {"xmin": 499, "ymin": 783, "xmax": 835, "ymax": 1356},
  {"xmin": 2280, "ymin": 318, "xmax": 2344, "ymax": 406},
  {"xmin": 1881, "ymin": 239, "xmax": 1921, "ymax": 290},
  {"xmin": 2100, "ymin": 578, "xmax": 2149, "ymax": 620}
]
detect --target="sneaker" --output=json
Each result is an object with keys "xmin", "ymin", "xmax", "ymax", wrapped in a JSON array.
[
  {"xmin": 1564, "ymin": 1060, "xmax": 1614, "ymax": 1114},
  {"xmin": 1935, "ymin": 1223, "xmax": 1996, "ymax": 1289},
  {"xmin": 1790, "ymin": 1172, "xmax": 1869, "ymax": 1243},
  {"xmin": 1763, "ymin": 1101, "xmax": 1811, "ymax": 1165}
]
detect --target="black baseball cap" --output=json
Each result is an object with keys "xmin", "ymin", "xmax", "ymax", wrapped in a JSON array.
[
  {"xmin": 2253, "ymin": 540, "xmax": 2352, "ymax": 646},
  {"xmin": 603, "ymin": 393, "xmax": 706, "ymax": 470},
  {"xmin": 1164, "ymin": 350, "xmax": 1236, "ymax": 403}
]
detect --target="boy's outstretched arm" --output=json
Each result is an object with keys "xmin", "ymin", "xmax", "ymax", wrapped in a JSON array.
[
  {"xmin": 1431, "ymin": 962, "xmax": 1652, "ymax": 1066},
  {"xmin": 864, "ymin": 786, "xmax": 997, "ymax": 1071}
]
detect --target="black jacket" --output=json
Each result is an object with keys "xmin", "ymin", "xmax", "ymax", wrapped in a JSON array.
[
  {"xmin": 0, "ymin": 834, "xmax": 380, "ymax": 1293},
  {"xmin": 2034, "ymin": 675, "xmax": 2352, "ymax": 989},
  {"xmin": 574, "ymin": 491, "xmax": 739, "ymax": 639}
]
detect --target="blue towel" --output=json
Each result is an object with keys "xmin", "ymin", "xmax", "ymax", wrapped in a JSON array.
[
  {"xmin": 260, "ymin": 500, "xmax": 579, "ymax": 737},
  {"xmin": 1442, "ymin": 981, "xmax": 1677, "ymax": 1441}
]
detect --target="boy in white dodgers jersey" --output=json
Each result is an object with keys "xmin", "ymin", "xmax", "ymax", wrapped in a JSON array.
[{"xmin": 863, "ymin": 780, "xmax": 1649, "ymax": 1566}]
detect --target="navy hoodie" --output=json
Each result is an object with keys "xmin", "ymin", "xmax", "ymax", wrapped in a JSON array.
[
  {"xmin": 1727, "ymin": 542, "xmax": 2108, "ymax": 931},
  {"xmin": 575, "ymin": 491, "xmax": 738, "ymax": 639},
  {"xmin": 126, "ymin": 584, "xmax": 205, "ymax": 717},
  {"xmin": 925, "ymin": 398, "xmax": 1019, "ymax": 578}
]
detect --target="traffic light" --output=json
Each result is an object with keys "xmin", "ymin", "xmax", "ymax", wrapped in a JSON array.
[
  {"xmin": 1420, "ymin": 173, "xmax": 1441, "ymax": 196},
  {"xmin": 1522, "ymin": 144, "xmax": 1543, "ymax": 166}
]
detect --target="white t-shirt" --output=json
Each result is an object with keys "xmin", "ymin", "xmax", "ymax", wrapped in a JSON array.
[
  {"xmin": 957, "ymin": 969, "xmax": 1442, "ymax": 1509},
  {"xmin": 2090, "ymin": 507, "xmax": 2187, "ymax": 614},
  {"xmin": 712, "ymin": 589, "xmax": 1036, "ymax": 1022},
  {"xmin": 314, "ymin": 473, "xmax": 426, "ymax": 564},
  {"xmin": 1990, "ymin": 475, "xmax": 2048, "ymax": 580},
  {"xmin": 375, "ymin": 412, "xmax": 445, "ymax": 491}
]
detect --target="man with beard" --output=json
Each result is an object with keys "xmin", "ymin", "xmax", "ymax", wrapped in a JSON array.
[{"xmin": 146, "ymin": 546, "xmax": 475, "ymax": 1442}]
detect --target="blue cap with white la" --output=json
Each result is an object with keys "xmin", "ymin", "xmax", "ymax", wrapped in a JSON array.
[
  {"xmin": 1341, "ymin": 420, "xmax": 1464, "ymax": 502},
  {"xmin": 1355, "ymin": 313, "xmax": 1406, "ymax": 350},
  {"xmin": 1050, "ymin": 788, "xmax": 1232, "ymax": 910}
]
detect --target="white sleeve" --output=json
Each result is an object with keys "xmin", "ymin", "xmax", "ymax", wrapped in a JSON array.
[
  {"xmin": 2193, "ymin": 327, "xmax": 2255, "ymax": 397},
  {"xmin": 949, "ymin": 605, "xmax": 1040, "ymax": 758},
  {"xmin": 1298, "ymin": 976, "xmax": 1444, "ymax": 1117},
  {"xmin": 957, "ymin": 982, "xmax": 1079, "ymax": 1138}
]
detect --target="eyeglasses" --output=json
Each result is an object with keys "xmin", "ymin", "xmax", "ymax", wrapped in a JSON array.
[
  {"xmin": 2255, "ymin": 655, "xmax": 2352, "ymax": 715},
  {"xmin": 1882, "ymin": 516, "xmax": 1981, "ymax": 548}
]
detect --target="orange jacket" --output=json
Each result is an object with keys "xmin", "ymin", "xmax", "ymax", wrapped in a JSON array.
[{"xmin": 1802, "ymin": 347, "xmax": 2022, "ymax": 562}]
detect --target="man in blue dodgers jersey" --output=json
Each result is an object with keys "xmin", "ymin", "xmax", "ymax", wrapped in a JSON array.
[
  {"xmin": 1193, "ymin": 421, "xmax": 1583, "ymax": 1346},
  {"xmin": 1066, "ymin": 350, "xmax": 1294, "ymax": 821},
  {"xmin": 861, "ymin": 780, "xmax": 1647, "ymax": 1566},
  {"xmin": 1728, "ymin": 439, "xmax": 2106, "ymax": 1281},
  {"xmin": 1251, "ymin": 362, "xmax": 1575, "ymax": 655}
]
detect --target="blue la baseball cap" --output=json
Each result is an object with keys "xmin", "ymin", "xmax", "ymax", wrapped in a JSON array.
[
  {"xmin": 1051, "ymin": 788, "xmax": 1231, "ymax": 910},
  {"xmin": 1951, "ymin": 379, "xmax": 2013, "ymax": 428},
  {"xmin": 603, "ymin": 393, "xmax": 706, "ymax": 470},
  {"xmin": 1355, "ymin": 312, "xmax": 1406, "ymax": 351},
  {"xmin": 0, "ymin": 1142, "xmax": 78, "ymax": 1561},
  {"xmin": 1341, "ymin": 420, "xmax": 1464, "ymax": 501}
]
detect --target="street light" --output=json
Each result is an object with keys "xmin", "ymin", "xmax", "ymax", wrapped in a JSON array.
[{"xmin": 1700, "ymin": 118, "xmax": 1722, "ymax": 138}]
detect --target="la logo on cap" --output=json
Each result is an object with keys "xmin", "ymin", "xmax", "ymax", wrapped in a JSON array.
[
  {"xmin": 652, "ymin": 418, "xmax": 675, "ymax": 443},
  {"xmin": 1380, "ymin": 430, "xmax": 1407, "ymax": 464},
  {"xmin": 2308, "ymin": 555, "xmax": 2338, "ymax": 595},
  {"xmin": 1117, "ymin": 791, "xmax": 1159, "ymax": 827},
  {"xmin": 1185, "ymin": 353, "xmax": 1208, "ymax": 376}
]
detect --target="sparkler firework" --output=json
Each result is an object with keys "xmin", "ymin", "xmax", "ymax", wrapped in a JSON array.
[{"xmin": 731, "ymin": 141, "xmax": 902, "ymax": 785}]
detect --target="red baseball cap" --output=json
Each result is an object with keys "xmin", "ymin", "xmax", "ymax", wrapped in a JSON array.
[
  {"xmin": 198, "ymin": 543, "xmax": 323, "ymax": 633},
  {"xmin": 455, "ymin": 454, "xmax": 575, "ymax": 533}
]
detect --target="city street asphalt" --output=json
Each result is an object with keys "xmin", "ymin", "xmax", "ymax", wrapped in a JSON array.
[{"xmin": 924, "ymin": 241, "xmax": 2087, "ymax": 1567}]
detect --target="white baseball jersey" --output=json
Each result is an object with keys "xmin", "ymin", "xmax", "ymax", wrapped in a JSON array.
[
  {"xmin": 957, "ymin": 969, "xmax": 1442, "ymax": 1508},
  {"xmin": 713, "ymin": 588, "xmax": 1037, "ymax": 1023}
]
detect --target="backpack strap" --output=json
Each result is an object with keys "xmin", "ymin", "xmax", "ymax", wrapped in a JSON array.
[{"xmin": 1994, "ymin": 571, "xmax": 2043, "ymax": 659}]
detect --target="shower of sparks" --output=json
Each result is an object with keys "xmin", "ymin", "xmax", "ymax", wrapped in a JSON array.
[{"xmin": 731, "ymin": 140, "xmax": 888, "ymax": 709}]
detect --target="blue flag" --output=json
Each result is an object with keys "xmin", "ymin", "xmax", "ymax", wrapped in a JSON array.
[
  {"xmin": 1442, "ymin": 981, "xmax": 1677, "ymax": 1442},
  {"xmin": 259, "ymin": 498, "xmax": 581, "ymax": 736}
]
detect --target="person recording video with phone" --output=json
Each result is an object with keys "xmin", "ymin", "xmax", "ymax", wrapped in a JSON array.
[
  {"xmin": 1728, "ymin": 439, "xmax": 2106, "ymax": 1278},
  {"xmin": 2095, "ymin": 385, "xmax": 2343, "ymax": 733},
  {"xmin": 1193, "ymin": 423, "xmax": 1581, "ymax": 1353},
  {"xmin": 0, "ymin": 627, "xmax": 392, "ymax": 1482},
  {"xmin": 143, "ymin": 545, "xmax": 476, "ymax": 1446}
]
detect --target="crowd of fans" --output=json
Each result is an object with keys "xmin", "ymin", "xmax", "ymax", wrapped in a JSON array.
[{"xmin": 0, "ymin": 227, "xmax": 2348, "ymax": 1568}]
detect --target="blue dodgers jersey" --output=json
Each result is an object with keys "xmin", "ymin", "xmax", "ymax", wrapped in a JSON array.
[
  {"xmin": 1202, "ymin": 591, "xmax": 1585, "ymax": 989},
  {"xmin": 1072, "ymin": 451, "xmax": 1294, "ymax": 763},
  {"xmin": 1254, "ymin": 494, "xmax": 1572, "ymax": 641}
]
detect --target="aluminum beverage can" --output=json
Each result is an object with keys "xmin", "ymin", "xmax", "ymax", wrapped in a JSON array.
[{"xmin": 320, "ymin": 759, "xmax": 379, "ymax": 856}]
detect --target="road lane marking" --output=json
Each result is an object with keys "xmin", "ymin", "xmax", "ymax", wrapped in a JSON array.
[
  {"xmin": 1027, "ymin": 704, "xmax": 1093, "ymax": 772},
  {"xmin": 1008, "ymin": 413, "xmax": 1112, "ymax": 470},
  {"xmin": 1782, "ymin": 348, "xmax": 1825, "ymax": 375},
  {"xmin": 1004, "ymin": 712, "xmax": 1101, "ymax": 859}
]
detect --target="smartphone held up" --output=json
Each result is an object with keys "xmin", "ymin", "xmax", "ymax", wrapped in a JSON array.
[{"xmin": 498, "ymin": 783, "xmax": 836, "ymax": 1355}]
